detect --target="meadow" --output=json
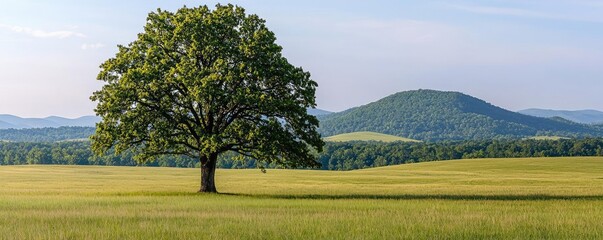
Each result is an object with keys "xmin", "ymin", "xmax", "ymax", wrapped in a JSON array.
[
  {"xmin": 323, "ymin": 131, "xmax": 420, "ymax": 142},
  {"xmin": 2, "ymin": 157, "xmax": 603, "ymax": 239}
]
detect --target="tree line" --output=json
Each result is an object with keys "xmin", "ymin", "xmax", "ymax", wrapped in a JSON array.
[
  {"xmin": 318, "ymin": 138, "xmax": 603, "ymax": 170},
  {"xmin": 2, "ymin": 138, "xmax": 603, "ymax": 170}
]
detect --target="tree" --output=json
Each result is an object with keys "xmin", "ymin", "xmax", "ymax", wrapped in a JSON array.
[{"xmin": 90, "ymin": 4, "xmax": 324, "ymax": 193}]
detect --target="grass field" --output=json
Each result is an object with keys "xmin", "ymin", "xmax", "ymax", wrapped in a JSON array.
[
  {"xmin": 526, "ymin": 136, "xmax": 570, "ymax": 140},
  {"xmin": 324, "ymin": 131, "xmax": 420, "ymax": 142},
  {"xmin": 2, "ymin": 157, "xmax": 603, "ymax": 239}
]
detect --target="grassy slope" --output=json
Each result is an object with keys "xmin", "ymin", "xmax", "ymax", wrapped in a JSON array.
[
  {"xmin": 323, "ymin": 131, "xmax": 420, "ymax": 142},
  {"xmin": 2, "ymin": 157, "xmax": 603, "ymax": 239},
  {"xmin": 527, "ymin": 136, "xmax": 570, "ymax": 140}
]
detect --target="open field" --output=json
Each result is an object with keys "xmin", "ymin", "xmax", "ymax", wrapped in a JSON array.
[
  {"xmin": 324, "ymin": 131, "xmax": 420, "ymax": 143},
  {"xmin": 2, "ymin": 157, "xmax": 603, "ymax": 239},
  {"xmin": 526, "ymin": 136, "xmax": 570, "ymax": 140}
]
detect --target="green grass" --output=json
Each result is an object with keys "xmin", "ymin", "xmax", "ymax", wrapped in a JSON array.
[
  {"xmin": 324, "ymin": 131, "xmax": 420, "ymax": 142},
  {"xmin": 527, "ymin": 136, "xmax": 570, "ymax": 140},
  {"xmin": 57, "ymin": 138, "xmax": 90, "ymax": 142},
  {"xmin": 2, "ymin": 157, "xmax": 603, "ymax": 239}
]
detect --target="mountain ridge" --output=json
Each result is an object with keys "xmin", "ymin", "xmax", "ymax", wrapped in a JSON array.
[
  {"xmin": 0, "ymin": 114, "xmax": 100, "ymax": 129},
  {"xmin": 518, "ymin": 108, "xmax": 603, "ymax": 124},
  {"xmin": 308, "ymin": 108, "xmax": 333, "ymax": 116}
]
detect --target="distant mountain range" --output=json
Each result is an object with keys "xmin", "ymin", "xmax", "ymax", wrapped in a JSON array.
[
  {"xmin": 308, "ymin": 108, "xmax": 333, "ymax": 116},
  {"xmin": 518, "ymin": 109, "xmax": 603, "ymax": 125},
  {"xmin": 0, "ymin": 109, "xmax": 330, "ymax": 130},
  {"xmin": 318, "ymin": 89, "xmax": 603, "ymax": 141},
  {"xmin": 0, "ymin": 114, "xmax": 99, "ymax": 129},
  {"xmin": 2, "ymin": 91, "xmax": 603, "ymax": 142}
]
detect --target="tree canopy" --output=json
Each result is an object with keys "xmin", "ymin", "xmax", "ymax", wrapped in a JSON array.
[{"xmin": 91, "ymin": 4, "xmax": 323, "ymax": 193}]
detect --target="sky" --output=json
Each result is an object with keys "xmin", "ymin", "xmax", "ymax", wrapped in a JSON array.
[{"xmin": 0, "ymin": 0, "xmax": 602, "ymax": 118}]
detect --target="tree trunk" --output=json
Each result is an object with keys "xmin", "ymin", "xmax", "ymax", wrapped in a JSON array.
[{"xmin": 199, "ymin": 153, "xmax": 218, "ymax": 193}]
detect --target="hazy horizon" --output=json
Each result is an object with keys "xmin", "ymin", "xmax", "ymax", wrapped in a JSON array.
[{"xmin": 1, "ymin": 0, "xmax": 602, "ymax": 118}]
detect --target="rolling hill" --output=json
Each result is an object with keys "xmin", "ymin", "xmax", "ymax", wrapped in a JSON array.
[
  {"xmin": 0, "ymin": 114, "xmax": 100, "ymax": 129},
  {"xmin": 0, "ymin": 127, "xmax": 95, "ymax": 142},
  {"xmin": 324, "ymin": 131, "xmax": 420, "ymax": 142},
  {"xmin": 519, "ymin": 108, "xmax": 603, "ymax": 124},
  {"xmin": 0, "ymin": 120, "xmax": 18, "ymax": 129},
  {"xmin": 318, "ymin": 89, "xmax": 603, "ymax": 141}
]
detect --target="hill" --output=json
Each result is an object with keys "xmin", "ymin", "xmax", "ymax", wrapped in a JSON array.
[
  {"xmin": 519, "ymin": 108, "xmax": 603, "ymax": 124},
  {"xmin": 0, "ymin": 120, "xmax": 18, "ymax": 129},
  {"xmin": 318, "ymin": 89, "xmax": 603, "ymax": 141},
  {"xmin": 0, "ymin": 126, "xmax": 95, "ymax": 142},
  {"xmin": 0, "ymin": 114, "xmax": 100, "ymax": 129},
  {"xmin": 324, "ymin": 131, "xmax": 420, "ymax": 142}
]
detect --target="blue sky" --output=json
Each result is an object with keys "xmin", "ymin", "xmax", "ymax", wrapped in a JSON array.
[{"xmin": 0, "ymin": 0, "xmax": 602, "ymax": 117}]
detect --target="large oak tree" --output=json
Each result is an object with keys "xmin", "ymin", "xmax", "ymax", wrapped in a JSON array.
[{"xmin": 91, "ymin": 4, "xmax": 323, "ymax": 193}]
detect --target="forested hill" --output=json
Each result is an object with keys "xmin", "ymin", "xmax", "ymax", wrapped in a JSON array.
[
  {"xmin": 0, "ymin": 127, "xmax": 95, "ymax": 142},
  {"xmin": 318, "ymin": 89, "xmax": 603, "ymax": 141}
]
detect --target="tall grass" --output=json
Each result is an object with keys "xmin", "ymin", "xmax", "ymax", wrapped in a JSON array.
[
  {"xmin": 1, "ymin": 157, "xmax": 603, "ymax": 239},
  {"xmin": 323, "ymin": 131, "xmax": 420, "ymax": 142}
]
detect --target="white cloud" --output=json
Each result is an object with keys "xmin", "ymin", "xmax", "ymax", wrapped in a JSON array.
[
  {"xmin": 282, "ymin": 17, "xmax": 467, "ymax": 65},
  {"xmin": 573, "ymin": 0, "xmax": 603, "ymax": 7},
  {"xmin": 81, "ymin": 43, "xmax": 105, "ymax": 50},
  {"xmin": 0, "ymin": 23, "xmax": 86, "ymax": 39},
  {"xmin": 453, "ymin": 5, "xmax": 554, "ymax": 18},
  {"xmin": 449, "ymin": 4, "xmax": 603, "ymax": 23},
  {"xmin": 334, "ymin": 19, "xmax": 460, "ymax": 44}
]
